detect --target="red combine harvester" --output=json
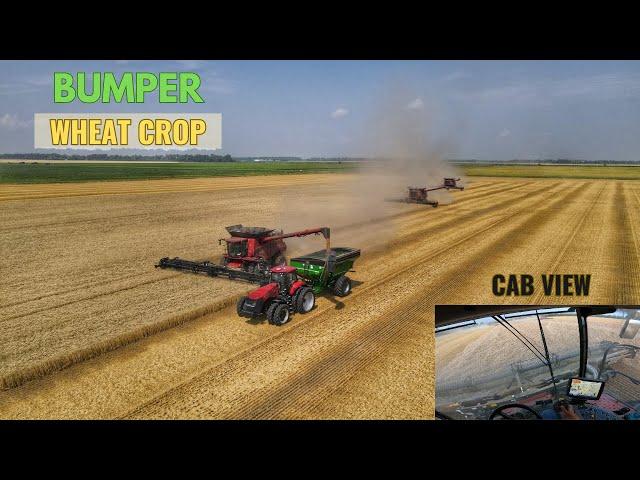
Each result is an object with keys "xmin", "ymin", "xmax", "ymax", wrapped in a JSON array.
[
  {"xmin": 443, "ymin": 177, "xmax": 464, "ymax": 190},
  {"xmin": 156, "ymin": 225, "xmax": 330, "ymax": 283},
  {"xmin": 405, "ymin": 177, "xmax": 464, "ymax": 207},
  {"xmin": 220, "ymin": 225, "xmax": 329, "ymax": 273}
]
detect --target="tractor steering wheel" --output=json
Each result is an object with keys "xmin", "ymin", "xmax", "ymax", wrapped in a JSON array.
[{"xmin": 489, "ymin": 403, "xmax": 543, "ymax": 420}]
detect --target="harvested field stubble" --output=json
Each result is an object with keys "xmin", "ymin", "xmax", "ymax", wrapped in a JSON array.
[{"xmin": 1, "ymin": 175, "xmax": 640, "ymax": 418}]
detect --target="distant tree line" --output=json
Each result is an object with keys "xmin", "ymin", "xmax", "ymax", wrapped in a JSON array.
[
  {"xmin": 0, "ymin": 153, "xmax": 234, "ymax": 162},
  {"xmin": 234, "ymin": 156, "xmax": 304, "ymax": 162},
  {"xmin": 165, "ymin": 154, "xmax": 233, "ymax": 162},
  {"xmin": 305, "ymin": 157, "xmax": 364, "ymax": 162},
  {"xmin": 2, "ymin": 153, "xmax": 637, "ymax": 165},
  {"xmin": 449, "ymin": 158, "xmax": 640, "ymax": 165}
]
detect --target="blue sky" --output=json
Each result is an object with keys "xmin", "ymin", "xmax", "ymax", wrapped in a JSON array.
[{"xmin": 1, "ymin": 60, "xmax": 639, "ymax": 160}]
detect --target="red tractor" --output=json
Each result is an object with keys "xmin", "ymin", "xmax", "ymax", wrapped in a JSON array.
[{"xmin": 236, "ymin": 265, "xmax": 316, "ymax": 326}]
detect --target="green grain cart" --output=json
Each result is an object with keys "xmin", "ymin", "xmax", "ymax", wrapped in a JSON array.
[{"xmin": 289, "ymin": 247, "xmax": 361, "ymax": 296}]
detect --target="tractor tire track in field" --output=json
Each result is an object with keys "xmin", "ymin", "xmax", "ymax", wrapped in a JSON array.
[
  {"xmin": 1, "ymin": 275, "xmax": 178, "ymax": 323},
  {"xmin": 122, "ymin": 181, "xmax": 583, "ymax": 419},
  {"xmin": 1, "ymin": 271, "xmax": 153, "ymax": 309},
  {"xmin": 530, "ymin": 182, "xmax": 607, "ymax": 304},
  {"xmin": 611, "ymin": 183, "xmax": 640, "ymax": 303}
]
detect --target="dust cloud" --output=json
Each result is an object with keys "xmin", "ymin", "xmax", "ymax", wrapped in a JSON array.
[{"xmin": 276, "ymin": 86, "xmax": 463, "ymax": 256}]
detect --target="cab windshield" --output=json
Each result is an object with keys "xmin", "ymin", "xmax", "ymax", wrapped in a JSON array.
[
  {"xmin": 227, "ymin": 240, "xmax": 247, "ymax": 257},
  {"xmin": 271, "ymin": 272, "xmax": 297, "ymax": 286}
]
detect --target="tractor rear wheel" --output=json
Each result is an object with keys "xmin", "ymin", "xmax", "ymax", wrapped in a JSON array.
[
  {"xmin": 294, "ymin": 287, "xmax": 315, "ymax": 313},
  {"xmin": 267, "ymin": 302, "xmax": 290, "ymax": 326},
  {"xmin": 333, "ymin": 275, "xmax": 352, "ymax": 297}
]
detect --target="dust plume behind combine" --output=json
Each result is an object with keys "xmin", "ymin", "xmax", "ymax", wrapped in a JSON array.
[{"xmin": 276, "ymin": 87, "xmax": 463, "ymax": 256}]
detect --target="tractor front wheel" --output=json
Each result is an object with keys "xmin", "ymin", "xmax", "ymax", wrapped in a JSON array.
[
  {"xmin": 236, "ymin": 296, "xmax": 247, "ymax": 316},
  {"xmin": 294, "ymin": 287, "xmax": 315, "ymax": 313},
  {"xmin": 333, "ymin": 275, "xmax": 352, "ymax": 297},
  {"xmin": 267, "ymin": 302, "xmax": 290, "ymax": 326}
]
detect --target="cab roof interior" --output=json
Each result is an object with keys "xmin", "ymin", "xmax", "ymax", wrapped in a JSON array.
[{"xmin": 435, "ymin": 305, "xmax": 618, "ymax": 328}]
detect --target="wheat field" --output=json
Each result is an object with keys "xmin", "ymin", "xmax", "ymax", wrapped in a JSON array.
[{"xmin": 1, "ymin": 174, "xmax": 640, "ymax": 418}]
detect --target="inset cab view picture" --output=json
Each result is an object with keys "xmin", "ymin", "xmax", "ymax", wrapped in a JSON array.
[{"xmin": 435, "ymin": 306, "xmax": 640, "ymax": 420}]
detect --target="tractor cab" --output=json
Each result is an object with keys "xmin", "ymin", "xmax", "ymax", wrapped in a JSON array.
[
  {"xmin": 435, "ymin": 306, "xmax": 640, "ymax": 420},
  {"xmin": 269, "ymin": 265, "xmax": 298, "ymax": 290}
]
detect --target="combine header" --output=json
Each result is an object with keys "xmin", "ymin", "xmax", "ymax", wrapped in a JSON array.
[
  {"xmin": 404, "ymin": 177, "xmax": 464, "ymax": 207},
  {"xmin": 155, "ymin": 257, "xmax": 268, "ymax": 283}
]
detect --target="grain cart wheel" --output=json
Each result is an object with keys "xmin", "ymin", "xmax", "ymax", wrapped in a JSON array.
[
  {"xmin": 333, "ymin": 275, "xmax": 352, "ymax": 297},
  {"xmin": 267, "ymin": 302, "xmax": 290, "ymax": 326},
  {"xmin": 294, "ymin": 287, "xmax": 315, "ymax": 314}
]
